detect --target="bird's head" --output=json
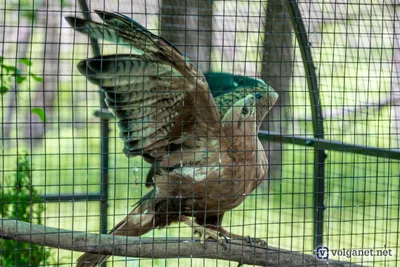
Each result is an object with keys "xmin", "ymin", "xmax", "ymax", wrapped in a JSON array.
[
  {"xmin": 222, "ymin": 93, "xmax": 264, "ymax": 135},
  {"xmin": 206, "ymin": 72, "xmax": 269, "ymax": 97},
  {"xmin": 206, "ymin": 72, "xmax": 279, "ymax": 130}
]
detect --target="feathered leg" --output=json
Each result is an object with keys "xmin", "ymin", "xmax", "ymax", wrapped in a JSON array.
[{"xmin": 76, "ymin": 193, "xmax": 156, "ymax": 267}]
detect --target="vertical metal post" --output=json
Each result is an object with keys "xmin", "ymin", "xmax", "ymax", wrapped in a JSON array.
[
  {"xmin": 77, "ymin": 2, "xmax": 109, "ymax": 265},
  {"xmin": 286, "ymin": 0, "xmax": 326, "ymax": 249}
]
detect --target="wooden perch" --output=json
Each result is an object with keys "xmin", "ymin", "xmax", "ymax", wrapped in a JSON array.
[{"xmin": 0, "ymin": 218, "xmax": 363, "ymax": 266}]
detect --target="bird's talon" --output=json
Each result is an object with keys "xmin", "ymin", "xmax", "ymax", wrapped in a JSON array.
[
  {"xmin": 219, "ymin": 238, "xmax": 228, "ymax": 250},
  {"xmin": 219, "ymin": 232, "xmax": 229, "ymax": 244},
  {"xmin": 201, "ymin": 239, "xmax": 208, "ymax": 249},
  {"xmin": 246, "ymin": 236, "xmax": 253, "ymax": 246},
  {"xmin": 241, "ymin": 235, "xmax": 267, "ymax": 248},
  {"xmin": 218, "ymin": 233, "xmax": 228, "ymax": 250},
  {"xmin": 253, "ymin": 237, "xmax": 267, "ymax": 247}
]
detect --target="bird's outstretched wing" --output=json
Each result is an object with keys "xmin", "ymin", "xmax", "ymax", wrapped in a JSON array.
[{"xmin": 65, "ymin": 11, "xmax": 221, "ymax": 161}]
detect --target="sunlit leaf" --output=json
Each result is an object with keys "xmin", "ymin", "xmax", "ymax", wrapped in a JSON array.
[
  {"xmin": 31, "ymin": 108, "xmax": 46, "ymax": 122},
  {"xmin": 29, "ymin": 73, "xmax": 43, "ymax": 82},
  {"xmin": 0, "ymin": 85, "xmax": 8, "ymax": 94},
  {"xmin": 18, "ymin": 58, "xmax": 32, "ymax": 66},
  {"xmin": 3, "ymin": 65, "xmax": 19, "ymax": 75},
  {"xmin": 16, "ymin": 75, "xmax": 27, "ymax": 84}
]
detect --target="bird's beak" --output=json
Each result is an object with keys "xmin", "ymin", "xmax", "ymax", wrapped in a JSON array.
[{"xmin": 252, "ymin": 93, "xmax": 263, "ymax": 112}]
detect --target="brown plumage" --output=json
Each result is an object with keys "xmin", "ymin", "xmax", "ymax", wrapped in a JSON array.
[{"xmin": 66, "ymin": 10, "xmax": 278, "ymax": 267}]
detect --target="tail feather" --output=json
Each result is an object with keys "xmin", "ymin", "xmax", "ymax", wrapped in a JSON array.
[
  {"xmin": 76, "ymin": 254, "xmax": 108, "ymax": 267},
  {"xmin": 75, "ymin": 190, "xmax": 156, "ymax": 266}
]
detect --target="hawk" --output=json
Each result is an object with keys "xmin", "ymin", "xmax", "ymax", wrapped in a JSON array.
[{"xmin": 66, "ymin": 10, "xmax": 278, "ymax": 267}]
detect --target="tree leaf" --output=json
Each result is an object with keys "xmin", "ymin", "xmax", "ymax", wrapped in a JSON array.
[
  {"xmin": 0, "ymin": 85, "xmax": 8, "ymax": 94},
  {"xmin": 31, "ymin": 108, "xmax": 46, "ymax": 122},
  {"xmin": 18, "ymin": 58, "xmax": 32, "ymax": 66},
  {"xmin": 29, "ymin": 72, "xmax": 43, "ymax": 82},
  {"xmin": 0, "ymin": 56, "xmax": 3, "ymax": 65},
  {"xmin": 3, "ymin": 65, "xmax": 19, "ymax": 74},
  {"xmin": 16, "ymin": 75, "xmax": 27, "ymax": 84}
]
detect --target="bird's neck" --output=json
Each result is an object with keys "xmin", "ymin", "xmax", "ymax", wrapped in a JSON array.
[
  {"xmin": 222, "ymin": 122, "xmax": 258, "ymax": 159},
  {"xmin": 256, "ymin": 107, "xmax": 272, "ymax": 131}
]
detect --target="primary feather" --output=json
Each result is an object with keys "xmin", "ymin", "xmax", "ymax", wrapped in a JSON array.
[{"xmin": 66, "ymin": 10, "xmax": 278, "ymax": 267}]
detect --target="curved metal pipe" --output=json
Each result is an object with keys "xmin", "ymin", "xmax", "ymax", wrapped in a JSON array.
[{"xmin": 285, "ymin": 0, "xmax": 326, "ymax": 249}]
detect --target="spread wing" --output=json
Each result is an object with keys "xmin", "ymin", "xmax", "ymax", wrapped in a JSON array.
[{"xmin": 66, "ymin": 11, "xmax": 220, "ymax": 160}]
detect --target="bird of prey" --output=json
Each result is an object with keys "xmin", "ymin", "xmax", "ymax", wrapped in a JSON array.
[
  {"xmin": 66, "ymin": 10, "xmax": 278, "ymax": 267},
  {"xmin": 92, "ymin": 72, "xmax": 276, "ymax": 187},
  {"xmin": 145, "ymin": 72, "xmax": 276, "ymax": 186}
]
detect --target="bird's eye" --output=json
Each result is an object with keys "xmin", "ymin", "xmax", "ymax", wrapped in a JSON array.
[{"xmin": 242, "ymin": 106, "xmax": 249, "ymax": 115}]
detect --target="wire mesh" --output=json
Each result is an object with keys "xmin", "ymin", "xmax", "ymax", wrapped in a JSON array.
[{"xmin": 0, "ymin": 0, "xmax": 399, "ymax": 266}]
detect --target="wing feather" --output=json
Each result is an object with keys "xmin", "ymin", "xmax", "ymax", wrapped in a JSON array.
[
  {"xmin": 77, "ymin": 56, "xmax": 181, "ymax": 87},
  {"xmin": 67, "ymin": 12, "xmax": 220, "ymax": 162},
  {"xmin": 65, "ymin": 17, "xmax": 153, "ymax": 55},
  {"xmin": 94, "ymin": 10, "xmax": 185, "ymax": 57}
]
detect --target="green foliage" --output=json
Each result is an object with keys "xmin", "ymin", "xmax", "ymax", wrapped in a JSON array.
[
  {"xmin": 9, "ymin": 0, "xmax": 70, "ymax": 22},
  {"xmin": 11, "ymin": 0, "xmax": 39, "ymax": 22},
  {"xmin": 30, "ymin": 73, "xmax": 43, "ymax": 82},
  {"xmin": 18, "ymin": 58, "xmax": 44, "ymax": 82},
  {"xmin": 0, "ymin": 56, "xmax": 44, "ymax": 91},
  {"xmin": 18, "ymin": 58, "xmax": 32, "ymax": 67},
  {"xmin": 0, "ymin": 85, "xmax": 8, "ymax": 94},
  {"xmin": 0, "ymin": 154, "xmax": 54, "ymax": 266},
  {"xmin": 0, "ymin": 57, "xmax": 21, "ymax": 95},
  {"xmin": 0, "ymin": 56, "xmax": 46, "ymax": 121},
  {"xmin": 31, "ymin": 108, "xmax": 46, "ymax": 122}
]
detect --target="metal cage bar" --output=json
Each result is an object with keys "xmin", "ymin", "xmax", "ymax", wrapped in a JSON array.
[
  {"xmin": 258, "ymin": 131, "xmax": 400, "ymax": 160},
  {"xmin": 286, "ymin": 0, "xmax": 326, "ymax": 249}
]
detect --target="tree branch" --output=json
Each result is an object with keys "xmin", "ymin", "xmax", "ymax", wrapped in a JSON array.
[{"xmin": 0, "ymin": 218, "xmax": 364, "ymax": 266}]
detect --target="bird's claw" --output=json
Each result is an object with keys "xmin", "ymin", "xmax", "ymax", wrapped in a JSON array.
[
  {"xmin": 243, "ymin": 235, "xmax": 267, "ymax": 248},
  {"xmin": 182, "ymin": 217, "xmax": 229, "ymax": 249},
  {"xmin": 219, "ymin": 232, "xmax": 229, "ymax": 244},
  {"xmin": 195, "ymin": 227, "xmax": 228, "ymax": 250}
]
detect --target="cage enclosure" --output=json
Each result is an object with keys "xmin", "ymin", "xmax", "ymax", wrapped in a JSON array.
[{"xmin": 0, "ymin": 0, "xmax": 399, "ymax": 266}]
